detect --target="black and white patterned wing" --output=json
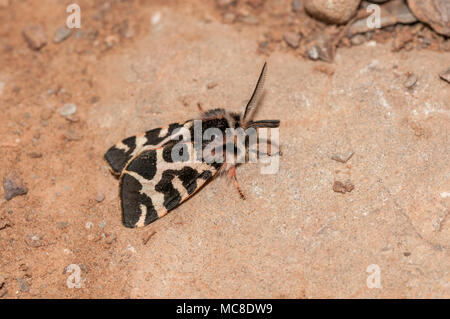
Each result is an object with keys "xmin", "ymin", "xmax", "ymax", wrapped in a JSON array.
[
  {"xmin": 119, "ymin": 142, "xmax": 222, "ymax": 228},
  {"xmin": 104, "ymin": 120, "xmax": 194, "ymax": 176}
]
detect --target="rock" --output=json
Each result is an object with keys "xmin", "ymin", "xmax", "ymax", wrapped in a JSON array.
[
  {"xmin": 95, "ymin": 193, "xmax": 105, "ymax": 203},
  {"xmin": 27, "ymin": 152, "xmax": 42, "ymax": 158},
  {"xmin": 22, "ymin": 24, "xmax": 47, "ymax": 50},
  {"xmin": 392, "ymin": 25, "xmax": 413, "ymax": 51},
  {"xmin": 3, "ymin": 172, "xmax": 28, "ymax": 201},
  {"xmin": 59, "ymin": 103, "xmax": 76, "ymax": 117},
  {"xmin": 25, "ymin": 234, "xmax": 45, "ymax": 247},
  {"xmin": 40, "ymin": 107, "xmax": 54, "ymax": 120},
  {"xmin": 65, "ymin": 130, "xmax": 83, "ymax": 141},
  {"xmin": 438, "ymin": 67, "xmax": 450, "ymax": 84},
  {"xmin": 104, "ymin": 233, "xmax": 116, "ymax": 245},
  {"xmin": 403, "ymin": 72, "xmax": 417, "ymax": 89},
  {"xmin": 308, "ymin": 46, "xmax": 320, "ymax": 60},
  {"xmin": 268, "ymin": 30, "xmax": 283, "ymax": 42},
  {"xmin": 17, "ymin": 278, "xmax": 29, "ymax": 292},
  {"xmin": 349, "ymin": 0, "xmax": 417, "ymax": 35},
  {"xmin": 407, "ymin": 0, "xmax": 450, "ymax": 36},
  {"xmin": 53, "ymin": 27, "xmax": 72, "ymax": 43},
  {"xmin": 292, "ymin": 0, "xmax": 303, "ymax": 12},
  {"xmin": 206, "ymin": 82, "xmax": 218, "ymax": 89},
  {"xmin": 333, "ymin": 180, "xmax": 355, "ymax": 193},
  {"xmin": 283, "ymin": 32, "xmax": 301, "ymax": 48},
  {"xmin": 216, "ymin": 0, "xmax": 236, "ymax": 8},
  {"xmin": 304, "ymin": 0, "xmax": 360, "ymax": 24},
  {"xmin": 307, "ymin": 33, "xmax": 333, "ymax": 62},
  {"xmin": 105, "ymin": 35, "xmax": 118, "ymax": 48},
  {"xmin": 350, "ymin": 34, "xmax": 365, "ymax": 45},
  {"xmin": 246, "ymin": 0, "xmax": 264, "ymax": 8}
]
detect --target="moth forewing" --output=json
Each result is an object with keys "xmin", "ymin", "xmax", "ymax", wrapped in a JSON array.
[{"xmin": 119, "ymin": 142, "xmax": 220, "ymax": 228}]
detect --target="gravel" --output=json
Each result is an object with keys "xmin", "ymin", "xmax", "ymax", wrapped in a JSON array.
[
  {"xmin": 3, "ymin": 172, "xmax": 28, "ymax": 201},
  {"xmin": 53, "ymin": 27, "xmax": 72, "ymax": 43},
  {"xmin": 22, "ymin": 24, "xmax": 47, "ymax": 50},
  {"xmin": 59, "ymin": 103, "xmax": 77, "ymax": 117}
]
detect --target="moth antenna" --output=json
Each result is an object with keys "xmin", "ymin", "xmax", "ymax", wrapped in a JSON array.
[{"xmin": 242, "ymin": 62, "xmax": 267, "ymax": 122}]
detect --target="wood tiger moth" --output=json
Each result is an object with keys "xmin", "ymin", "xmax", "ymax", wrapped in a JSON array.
[{"xmin": 104, "ymin": 62, "xmax": 280, "ymax": 228}]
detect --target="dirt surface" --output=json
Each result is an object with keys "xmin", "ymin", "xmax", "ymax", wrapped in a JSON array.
[{"xmin": 0, "ymin": 0, "xmax": 449, "ymax": 298}]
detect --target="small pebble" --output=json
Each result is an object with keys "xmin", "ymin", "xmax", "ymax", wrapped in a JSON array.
[
  {"xmin": 53, "ymin": 27, "xmax": 72, "ymax": 43},
  {"xmin": 292, "ymin": 0, "xmax": 303, "ymax": 12},
  {"xmin": 105, "ymin": 233, "xmax": 116, "ymax": 245},
  {"xmin": 3, "ymin": 172, "xmax": 28, "ymax": 201},
  {"xmin": 105, "ymin": 35, "xmax": 118, "ymax": 48},
  {"xmin": 65, "ymin": 130, "xmax": 83, "ymax": 141},
  {"xmin": 333, "ymin": 181, "xmax": 355, "ymax": 194},
  {"xmin": 283, "ymin": 32, "xmax": 301, "ymax": 48},
  {"xmin": 40, "ymin": 107, "xmax": 54, "ymax": 120},
  {"xmin": 22, "ymin": 24, "xmax": 47, "ymax": 50},
  {"xmin": 95, "ymin": 193, "xmax": 105, "ymax": 203},
  {"xmin": 27, "ymin": 152, "xmax": 43, "ymax": 159},
  {"xmin": 59, "ymin": 103, "xmax": 76, "ymax": 117},
  {"xmin": 308, "ymin": 46, "xmax": 319, "ymax": 60},
  {"xmin": 126, "ymin": 244, "xmax": 136, "ymax": 253},
  {"xmin": 85, "ymin": 221, "xmax": 94, "ymax": 229},
  {"xmin": 25, "ymin": 234, "xmax": 45, "ymax": 247},
  {"xmin": 403, "ymin": 73, "xmax": 417, "ymax": 89},
  {"xmin": 206, "ymin": 82, "xmax": 218, "ymax": 89},
  {"xmin": 64, "ymin": 114, "xmax": 80, "ymax": 123},
  {"xmin": 216, "ymin": 0, "xmax": 235, "ymax": 8},
  {"xmin": 17, "ymin": 278, "xmax": 29, "ymax": 292},
  {"xmin": 350, "ymin": 34, "xmax": 365, "ymax": 46}
]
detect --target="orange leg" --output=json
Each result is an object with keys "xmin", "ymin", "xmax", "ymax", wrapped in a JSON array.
[
  {"xmin": 197, "ymin": 102, "xmax": 205, "ymax": 114},
  {"xmin": 228, "ymin": 166, "xmax": 245, "ymax": 200}
]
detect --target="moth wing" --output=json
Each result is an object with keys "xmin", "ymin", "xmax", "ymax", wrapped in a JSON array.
[
  {"xmin": 104, "ymin": 120, "xmax": 194, "ymax": 176},
  {"xmin": 119, "ymin": 143, "xmax": 220, "ymax": 228}
]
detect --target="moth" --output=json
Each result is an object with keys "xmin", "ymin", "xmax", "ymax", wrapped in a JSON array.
[{"xmin": 104, "ymin": 62, "xmax": 280, "ymax": 228}]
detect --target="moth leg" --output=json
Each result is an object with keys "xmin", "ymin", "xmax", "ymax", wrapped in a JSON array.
[
  {"xmin": 197, "ymin": 102, "xmax": 205, "ymax": 114},
  {"xmin": 227, "ymin": 166, "xmax": 245, "ymax": 200}
]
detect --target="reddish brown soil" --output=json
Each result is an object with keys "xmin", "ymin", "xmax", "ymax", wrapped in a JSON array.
[{"xmin": 0, "ymin": 0, "xmax": 449, "ymax": 298}]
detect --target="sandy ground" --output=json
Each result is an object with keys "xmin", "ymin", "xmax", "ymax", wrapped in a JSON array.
[{"xmin": 0, "ymin": 0, "xmax": 449, "ymax": 298}]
